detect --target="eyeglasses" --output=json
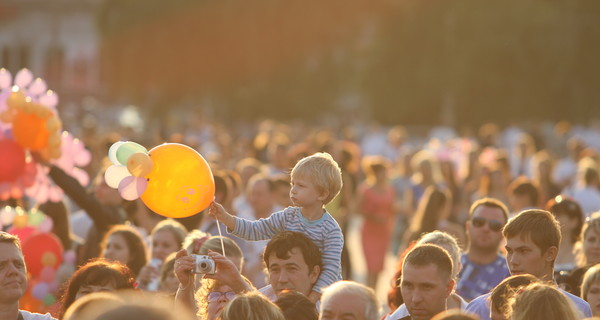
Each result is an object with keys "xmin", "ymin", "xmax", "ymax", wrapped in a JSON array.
[
  {"xmin": 471, "ymin": 216, "xmax": 504, "ymax": 232},
  {"xmin": 207, "ymin": 291, "xmax": 236, "ymax": 302}
]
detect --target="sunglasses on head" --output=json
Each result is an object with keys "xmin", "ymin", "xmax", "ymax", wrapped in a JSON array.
[
  {"xmin": 471, "ymin": 216, "xmax": 504, "ymax": 232},
  {"xmin": 207, "ymin": 291, "xmax": 236, "ymax": 302}
]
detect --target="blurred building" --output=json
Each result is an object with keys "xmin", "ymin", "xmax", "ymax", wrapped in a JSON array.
[{"xmin": 0, "ymin": 0, "xmax": 103, "ymax": 101}]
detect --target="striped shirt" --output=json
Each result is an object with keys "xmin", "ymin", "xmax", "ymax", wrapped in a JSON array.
[{"xmin": 232, "ymin": 206, "xmax": 344, "ymax": 293}]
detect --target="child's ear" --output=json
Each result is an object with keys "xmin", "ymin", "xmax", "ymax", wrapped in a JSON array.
[{"xmin": 318, "ymin": 190, "xmax": 329, "ymax": 202}]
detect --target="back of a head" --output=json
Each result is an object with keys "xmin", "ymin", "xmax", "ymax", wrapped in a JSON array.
[
  {"xmin": 417, "ymin": 231, "xmax": 461, "ymax": 279},
  {"xmin": 320, "ymin": 281, "xmax": 381, "ymax": 320},
  {"xmin": 503, "ymin": 209, "xmax": 561, "ymax": 257},
  {"xmin": 220, "ymin": 292, "xmax": 285, "ymax": 320},
  {"xmin": 199, "ymin": 236, "xmax": 243, "ymax": 258},
  {"xmin": 63, "ymin": 292, "xmax": 125, "ymax": 320},
  {"xmin": 275, "ymin": 290, "xmax": 318, "ymax": 320},
  {"xmin": 508, "ymin": 177, "xmax": 540, "ymax": 207},
  {"xmin": 430, "ymin": 310, "xmax": 481, "ymax": 320},
  {"xmin": 509, "ymin": 283, "xmax": 579, "ymax": 320},
  {"xmin": 91, "ymin": 291, "xmax": 195, "ymax": 320},
  {"xmin": 489, "ymin": 274, "xmax": 539, "ymax": 317}
]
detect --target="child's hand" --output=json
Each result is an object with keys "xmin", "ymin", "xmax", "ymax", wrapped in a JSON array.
[
  {"xmin": 209, "ymin": 201, "xmax": 226, "ymax": 220},
  {"xmin": 208, "ymin": 201, "xmax": 236, "ymax": 230}
]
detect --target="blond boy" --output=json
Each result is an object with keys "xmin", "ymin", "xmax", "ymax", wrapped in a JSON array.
[{"xmin": 210, "ymin": 152, "xmax": 344, "ymax": 302}]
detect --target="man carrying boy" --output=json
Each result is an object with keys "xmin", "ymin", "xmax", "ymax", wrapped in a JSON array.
[
  {"xmin": 465, "ymin": 209, "xmax": 592, "ymax": 319},
  {"xmin": 210, "ymin": 152, "xmax": 344, "ymax": 302}
]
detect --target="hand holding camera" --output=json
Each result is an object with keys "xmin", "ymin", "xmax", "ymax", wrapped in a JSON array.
[{"xmin": 191, "ymin": 254, "xmax": 216, "ymax": 274}]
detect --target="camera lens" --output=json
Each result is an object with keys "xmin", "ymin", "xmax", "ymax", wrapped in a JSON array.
[{"xmin": 200, "ymin": 262, "xmax": 207, "ymax": 268}]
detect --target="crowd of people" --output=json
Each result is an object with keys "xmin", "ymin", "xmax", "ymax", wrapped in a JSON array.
[{"xmin": 3, "ymin": 117, "xmax": 600, "ymax": 319}]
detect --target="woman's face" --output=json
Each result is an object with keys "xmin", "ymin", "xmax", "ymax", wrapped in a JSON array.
[
  {"xmin": 102, "ymin": 234, "xmax": 131, "ymax": 265},
  {"xmin": 152, "ymin": 230, "xmax": 180, "ymax": 261},
  {"xmin": 207, "ymin": 284, "xmax": 235, "ymax": 320},
  {"xmin": 587, "ymin": 280, "xmax": 600, "ymax": 316},
  {"xmin": 75, "ymin": 282, "xmax": 116, "ymax": 300},
  {"xmin": 584, "ymin": 229, "xmax": 600, "ymax": 265}
]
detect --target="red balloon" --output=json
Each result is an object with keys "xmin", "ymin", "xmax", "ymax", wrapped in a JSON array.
[
  {"xmin": 0, "ymin": 138, "xmax": 26, "ymax": 182},
  {"xmin": 22, "ymin": 233, "xmax": 63, "ymax": 278},
  {"xmin": 7, "ymin": 226, "xmax": 37, "ymax": 244}
]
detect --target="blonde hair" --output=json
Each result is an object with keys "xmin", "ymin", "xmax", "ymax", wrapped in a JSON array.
[
  {"xmin": 220, "ymin": 291, "xmax": 285, "ymax": 320},
  {"xmin": 582, "ymin": 263, "xmax": 600, "ymax": 300},
  {"xmin": 195, "ymin": 278, "xmax": 227, "ymax": 320},
  {"xmin": 151, "ymin": 219, "xmax": 188, "ymax": 250},
  {"xmin": 508, "ymin": 283, "xmax": 579, "ymax": 320},
  {"xmin": 417, "ymin": 231, "xmax": 462, "ymax": 280},
  {"xmin": 291, "ymin": 152, "xmax": 342, "ymax": 204}
]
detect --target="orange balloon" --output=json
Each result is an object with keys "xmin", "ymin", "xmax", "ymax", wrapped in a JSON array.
[
  {"xmin": 141, "ymin": 143, "xmax": 215, "ymax": 218},
  {"xmin": 13, "ymin": 110, "xmax": 49, "ymax": 150}
]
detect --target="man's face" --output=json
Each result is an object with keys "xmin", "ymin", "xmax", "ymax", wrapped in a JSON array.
[
  {"xmin": 267, "ymin": 247, "xmax": 319, "ymax": 297},
  {"xmin": 505, "ymin": 236, "xmax": 555, "ymax": 279},
  {"xmin": 467, "ymin": 205, "xmax": 506, "ymax": 252},
  {"xmin": 0, "ymin": 243, "xmax": 27, "ymax": 303},
  {"xmin": 320, "ymin": 291, "xmax": 367, "ymax": 320},
  {"xmin": 401, "ymin": 263, "xmax": 454, "ymax": 320}
]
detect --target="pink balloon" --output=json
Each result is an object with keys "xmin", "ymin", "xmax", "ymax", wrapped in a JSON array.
[
  {"xmin": 28, "ymin": 78, "xmax": 47, "ymax": 96},
  {"xmin": 38, "ymin": 217, "xmax": 54, "ymax": 233},
  {"xmin": 0, "ymin": 68, "xmax": 12, "ymax": 89},
  {"xmin": 14, "ymin": 69, "xmax": 33, "ymax": 88},
  {"xmin": 39, "ymin": 267, "xmax": 56, "ymax": 283},
  {"xmin": 118, "ymin": 176, "xmax": 148, "ymax": 201},
  {"xmin": 63, "ymin": 250, "xmax": 76, "ymax": 265},
  {"xmin": 38, "ymin": 91, "xmax": 58, "ymax": 109}
]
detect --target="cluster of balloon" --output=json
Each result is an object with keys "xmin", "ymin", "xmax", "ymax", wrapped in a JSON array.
[
  {"xmin": 0, "ymin": 68, "xmax": 63, "ymax": 201},
  {"xmin": 0, "ymin": 68, "xmax": 62, "ymax": 159},
  {"xmin": 0, "ymin": 206, "xmax": 74, "ymax": 313},
  {"xmin": 104, "ymin": 142, "xmax": 215, "ymax": 218}
]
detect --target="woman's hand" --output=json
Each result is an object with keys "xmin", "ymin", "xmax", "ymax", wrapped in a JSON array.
[{"xmin": 174, "ymin": 249, "xmax": 196, "ymax": 289}]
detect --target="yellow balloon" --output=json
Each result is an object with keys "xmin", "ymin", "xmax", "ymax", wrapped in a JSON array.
[
  {"xmin": 141, "ymin": 143, "xmax": 215, "ymax": 218},
  {"xmin": 126, "ymin": 152, "xmax": 153, "ymax": 177}
]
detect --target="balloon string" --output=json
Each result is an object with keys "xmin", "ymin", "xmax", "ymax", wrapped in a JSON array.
[{"xmin": 215, "ymin": 215, "xmax": 226, "ymax": 258}]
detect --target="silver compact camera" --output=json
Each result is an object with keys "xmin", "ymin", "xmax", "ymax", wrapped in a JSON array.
[{"xmin": 192, "ymin": 254, "xmax": 215, "ymax": 274}]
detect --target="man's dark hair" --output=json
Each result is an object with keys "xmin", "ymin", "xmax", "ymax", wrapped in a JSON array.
[
  {"xmin": 263, "ymin": 231, "xmax": 322, "ymax": 272},
  {"xmin": 402, "ymin": 244, "xmax": 453, "ymax": 282},
  {"xmin": 275, "ymin": 290, "xmax": 318, "ymax": 320},
  {"xmin": 508, "ymin": 177, "xmax": 539, "ymax": 207}
]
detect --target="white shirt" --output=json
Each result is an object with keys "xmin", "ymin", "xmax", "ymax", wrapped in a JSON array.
[{"xmin": 20, "ymin": 310, "xmax": 56, "ymax": 320}]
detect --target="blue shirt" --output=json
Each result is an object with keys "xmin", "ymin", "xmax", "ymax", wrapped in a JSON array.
[
  {"xmin": 456, "ymin": 253, "xmax": 511, "ymax": 301},
  {"xmin": 231, "ymin": 206, "xmax": 343, "ymax": 293}
]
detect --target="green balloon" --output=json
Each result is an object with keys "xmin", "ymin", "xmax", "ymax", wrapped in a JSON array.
[
  {"xmin": 28, "ymin": 208, "xmax": 45, "ymax": 226},
  {"xmin": 43, "ymin": 294, "xmax": 56, "ymax": 306},
  {"xmin": 115, "ymin": 142, "xmax": 147, "ymax": 165}
]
